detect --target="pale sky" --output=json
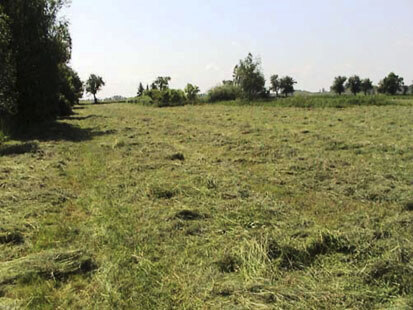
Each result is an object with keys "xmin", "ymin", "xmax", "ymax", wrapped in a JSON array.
[{"xmin": 65, "ymin": 0, "xmax": 413, "ymax": 98}]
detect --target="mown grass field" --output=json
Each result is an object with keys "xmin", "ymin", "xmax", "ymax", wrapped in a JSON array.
[{"xmin": 1, "ymin": 100, "xmax": 413, "ymax": 309}]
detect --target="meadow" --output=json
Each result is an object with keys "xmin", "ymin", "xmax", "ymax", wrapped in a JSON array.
[{"xmin": 1, "ymin": 98, "xmax": 413, "ymax": 309}]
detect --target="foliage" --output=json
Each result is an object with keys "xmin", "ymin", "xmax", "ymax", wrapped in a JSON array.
[
  {"xmin": 184, "ymin": 83, "xmax": 200, "ymax": 102},
  {"xmin": 207, "ymin": 84, "xmax": 242, "ymax": 102},
  {"xmin": 361, "ymin": 78, "xmax": 374, "ymax": 95},
  {"xmin": 143, "ymin": 88, "xmax": 186, "ymax": 107},
  {"xmin": 137, "ymin": 82, "xmax": 145, "ymax": 97},
  {"xmin": 402, "ymin": 85, "xmax": 409, "ymax": 95},
  {"xmin": 57, "ymin": 65, "xmax": 83, "ymax": 115},
  {"xmin": 378, "ymin": 72, "xmax": 404, "ymax": 95},
  {"xmin": 0, "ymin": 0, "xmax": 81, "ymax": 121},
  {"xmin": 346, "ymin": 75, "xmax": 362, "ymax": 95},
  {"xmin": 153, "ymin": 77, "xmax": 171, "ymax": 91},
  {"xmin": 233, "ymin": 53, "xmax": 266, "ymax": 100},
  {"xmin": 270, "ymin": 74, "xmax": 281, "ymax": 97},
  {"xmin": 279, "ymin": 76, "xmax": 297, "ymax": 97},
  {"xmin": 85, "ymin": 74, "xmax": 105, "ymax": 104},
  {"xmin": 331, "ymin": 76, "xmax": 347, "ymax": 95},
  {"xmin": 0, "ymin": 8, "xmax": 17, "ymax": 116}
]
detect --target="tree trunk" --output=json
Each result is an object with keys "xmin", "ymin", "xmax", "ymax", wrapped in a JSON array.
[{"xmin": 93, "ymin": 94, "xmax": 97, "ymax": 104}]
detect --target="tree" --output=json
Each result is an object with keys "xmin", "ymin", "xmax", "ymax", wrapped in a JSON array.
[
  {"xmin": 409, "ymin": 84, "xmax": 413, "ymax": 95},
  {"xmin": 270, "ymin": 75, "xmax": 281, "ymax": 97},
  {"xmin": 360, "ymin": 78, "xmax": 373, "ymax": 95},
  {"xmin": 1, "ymin": 0, "xmax": 77, "ymax": 120},
  {"xmin": 154, "ymin": 77, "xmax": 171, "ymax": 91},
  {"xmin": 85, "ymin": 74, "xmax": 105, "ymax": 104},
  {"xmin": 345, "ymin": 75, "xmax": 362, "ymax": 95},
  {"xmin": 57, "ymin": 65, "xmax": 83, "ymax": 115},
  {"xmin": 377, "ymin": 72, "xmax": 404, "ymax": 95},
  {"xmin": 279, "ymin": 76, "xmax": 297, "ymax": 97},
  {"xmin": 233, "ymin": 53, "xmax": 266, "ymax": 100},
  {"xmin": 331, "ymin": 76, "xmax": 347, "ymax": 95},
  {"xmin": 184, "ymin": 83, "xmax": 200, "ymax": 102},
  {"xmin": 0, "ymin": 8, "xmax": 17, "ymax": 116},
  {"xmin": 137, "ymin": 82, "xmax": 145, "ymax": 97}
]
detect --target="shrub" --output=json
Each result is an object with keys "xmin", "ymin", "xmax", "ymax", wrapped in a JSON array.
[
  {"xmin": 207, "ymin": 84, "xmax": 242, "ymax": 102},
  {"xmin": 143, "ymin": 89, "xmax": 186, "ymax": 107}
]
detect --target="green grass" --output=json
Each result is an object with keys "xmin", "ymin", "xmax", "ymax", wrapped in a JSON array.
[{"xmin": 1, "ymin": 100, "xmax": 413, "ymax": 309}]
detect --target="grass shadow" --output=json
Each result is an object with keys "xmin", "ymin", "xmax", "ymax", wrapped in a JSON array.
[
  {"xmin": 60, "ymin": 115, "xmax": 101, "ymax": 121},
  {"xmin": 0, "ymin": 142, "xmax": 39, "ymax": 156},
  {"xmin": 10, "ymin": 120, "xmax": 114, "ymax": 143}
]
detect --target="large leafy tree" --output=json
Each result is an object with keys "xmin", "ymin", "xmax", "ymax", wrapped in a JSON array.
[
  {"xmin": 346, "ymin": 75, "xmax": 362, "ymax": 95},
  {"xmin": 154, "ymin": 77, "xmax": 171, "ymax": 91},
  {"xmin": 331, "ymin": 76, "xmax": 347, "ymax": 95},
  {"xmin": 270, "ymin": 75, "xmax": 281, "ymax": 97},
  {"xmin": 0, "ymin": 0, "xmax": 83, "ymax": 122},
  {"xmin": 360, "ymin": 78, "xmax": 373, "ymax": 95},
  {"xmin": 184, "ymin": 83, "xmax": 200, "ymax": 102},
  {"xmin": 58, "ymin": 65, "xmax": 83, "ymax": 113},
  {"xmin": 86, "ymin": 74, "xmax": 105, "ymax": 104},
  {"xmin": 1, "ymin": 0, "xmax": 76, "ymax": 120},
  {"xmin": 233, "ymin": 53, "xmax": 266, "ymax": 100},
  {"xmin": 279, "ymin": 76, "xmax": 297, "ymax": 97},
  {"xmin": 377, "ymin": 73, "xmax": 404, "ymax": 95},
  {"xmin": 0, "ymin": 8, "xmax": 17, "ymax": 116}
]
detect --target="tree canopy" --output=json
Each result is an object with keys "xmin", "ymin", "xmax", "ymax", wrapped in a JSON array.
[
  {"xmin": 153, "ymin": 77, "xmax": 171, "ymax": 91},
  {"xmin": 279, "ymin": 76, "xmax": 297, "ymax": 97},
  {"xmin": 184, "ymin": 83, "xmax": 200, "ymax": 102},
  {"xmin": 86, "ymin": 74, "xmax": 105, "ymax": 104},
  {"xmin": 331, "ymin": 76, "xmax": 347, "ymax": 95},
  {"xmin": 0, "ymin": 8, "xmax": 17, "ymax": 116},
  {"xmin": 346, "ymin": 75, "xmax": 362, "ymax": 95},
  {"xmin": 270, "ymin": 75, "xmax": 281, "ymax": 97},
  {"xmin": 233, "ymin": 53, "xmax": 266, "ymax": 100},
  {"xmin": 360, "ymin": 78, "xmax": 374, "ymax": 95},
  {"xmin": 378, "ymin": 73, "xmax": 404, "ymax": 95},
  {"xmin": 0, "ymin": 0, "xmax": 83, "ymax": 121},
  {"xmin": 137, "ymin": 82, "xmax": 145, "ymax": 97}
]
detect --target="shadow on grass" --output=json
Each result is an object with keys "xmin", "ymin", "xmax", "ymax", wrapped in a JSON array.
[
  {"xmin": 60, "ymin": 115, "xmax": 101, "ymax": 121},
  {"xmin": 10, "ymin": 120, "xmax": 114, "ymax": 143},
  {"xmin": 0, "ymin": 142, "xmax": 39, "ymax": 156}
]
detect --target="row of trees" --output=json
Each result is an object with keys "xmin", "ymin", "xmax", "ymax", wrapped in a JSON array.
[
  {"xmin": 0, "ymin": 0, "xmax": 84, "ymax": 122},
  {"xmin": 331, "ymin": 73, "xmax": 410, "ymax": 96},
  {"xmin": 0, "ymin": 0, "xmax": 108, "ymax": 124},
  {"xmin": 136, "ymin": 77, "xmax": 200, "ymax": 106},
  {"xmin": 135, "ymin": 53, "xmax": 298, "ymax": 105},
  {"xmin": 229, "ymin": 53, "xmax": 297, "ymax": 100}
]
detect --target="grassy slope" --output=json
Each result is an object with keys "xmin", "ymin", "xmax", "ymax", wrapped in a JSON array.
[{"xmin": 1, "ymin": 102, "xmax": 413, "ymax": 309}]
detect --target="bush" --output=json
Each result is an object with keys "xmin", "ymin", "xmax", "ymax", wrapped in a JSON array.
[
  {"xmin": 207, "ymin": 84, "xmax": 242, "ymax": 102},
  {"xmin": 143, "ymin": 89, "xmax": 186, "ymax": 107},
  {"xmin": 130, "ymin": 95, "xmax": 152, "ymax": 105}
]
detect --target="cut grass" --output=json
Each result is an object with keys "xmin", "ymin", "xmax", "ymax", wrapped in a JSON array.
[{"xmin": 0, "ymin": 99, "xmax": 413, "ymax": 308}]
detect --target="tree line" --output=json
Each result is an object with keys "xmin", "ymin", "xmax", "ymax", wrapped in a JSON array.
[
  {"xmin": 0, "ymin": 0, "xmax": 109, "ymax": 128},
  {"xmin": 0, "ymin": 0, "xmax": 82, "ymax": 122},
  {"xmin": 136, "ymin": 53, "xmax": 412, "ymax": 106},
  {"xmin": 1, "ymin": 0, "xmax": 412, "ymax": 121},
  {"xmin": 331, "ymin": 73, "xmax": 409, "ymax": 96},
  {"xmin": 136, "ymin": 53, "xmax": 298, "ymax": 106}
]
